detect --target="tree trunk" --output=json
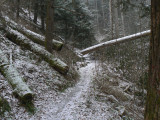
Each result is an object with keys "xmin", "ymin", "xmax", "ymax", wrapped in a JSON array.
[
  {"xmin": 120, "ymin": 0, "xmax": 125, "ymax": 36},
  {"xmin": 33, "ymin": 0, "xmax": 38, "ymax": 24},
  {"xmin": 72, "ymin": 0, "xmax": 75, "ymax": 8},
  {"xmin": 27, "ymin": 0, "xmax": 31, "ymax": 19},
  {"xmin": 5, "ymin": 27, "xmax": 69, "ymax": 74},
  {"xmin": 101, "ymin": 0, "xmax": 106, "ymax": 29},
  {"xmin": 113, "ymin": 0, "xmax": 119, "ymax": 38},
  {"xmin": 144, "ymin": 0, "xmax": 160, "ymax": 119},
  {"xmin": 40, "ymin": 0, "xmax": 45, "ymax": 30},
  {"xmin": 4, "ymin": 18, "xmax": 64, "ymax": 51},
  {"xmin": 16, "ymin": 0, "xmax": 20, "ymax": 18},
  {"xmin": 20, "ymin": 28, "xmax": 63, "ymax": 51},
  {"xmin": 81, "ymin": 30, "xmax": 150, "ymax": 55},
  {"xmin": 95, "ymin": 0, "xmax": 99, "ymax": 33},
  {"xmin": 45, "ymin": 0, "xmax": 54, "ymax": 53},
  {"xmin": 86, "ymin": 0, "xmax": 89, "ymax": 6},
  {"xmin": 10, "ymin": 0, "xmax": 16, "ymax": 12},
  {"xmin": 0, "ymin": 49, "xmax": 33, "ymax": 102},
  {"xmin": 109, "ymin": 0, "xmax": 113, "ymax": 39},
  {"xmin": 13, "ymin": 24, "xmax": 63, "ymax": 51}
]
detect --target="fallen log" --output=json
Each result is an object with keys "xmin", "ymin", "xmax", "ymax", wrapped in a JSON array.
[
  {"xmin": 16, "ymin": 27, "xmax": 63, "ymax": 51},
  {"xmin": 0, "ymin": 49, "xmax": 33, "ymax": 101},
  {"xmin": 5, "ymin": 27, "xmax": 69, "ymax": 74},
  {"xmin": 81, "ymin": 30, "xmax": 151, "ymax": 55},
  {"xmin": 5, "ymin": 18, "xmax": 63, "ymax": 51}
]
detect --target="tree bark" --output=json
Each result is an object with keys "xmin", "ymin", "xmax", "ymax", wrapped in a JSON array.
[
  {"xmin": 40, "ymin": 0, "xmax": 45, "ymax": 30},
  {"xmin": 33, "ymin": 0, "xmax": 38, "ymax": 24},
  {"xmin": 45, "ymin": 0, "xmax": 54, "ymax": 53},
  {"xmin": 101, "ymin": 0, "xmax": 106, "ymax": 29},
  {"xmin": 5, "ymin": 27, "xmax": 69, "ymax": 74},
  {"xmin": 81, "ymin": 30, "xmax": 150, "ymax": 55},
  {"xmin": 0, "ymin": 49, "xmax": 33, "ymax": 102},
  {"xmin": 144, "ymin": 0, "xmax": 160, "ymax": 119},
  {"xmin": 95, "ymin": 0, "xmax": 99, "ymax": 33},
  {"xmin": 86, "ymin": 0, "xmax": 89, "ymax": 6},
  {"xmin": 113, "ymin": 0, "xmax": 119, "ymax": 38},
  {"xmin": 120, "ymin": 0, "xmax": 125, "ymax": 36},
  {"xmin": 16, "ymin": 0, "xmax": 20, "ymax": 18},
  {"xmin": 109, "ymin": 0, "xmax": 113, "ymax": 39}
]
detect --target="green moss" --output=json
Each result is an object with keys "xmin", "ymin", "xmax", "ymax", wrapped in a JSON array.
[
  {"xmin": 0, "ymin": 97, "xmax": 11, "ymax": 116},
  {"xmin": 20, "ymin": 100, "xmax": 36, "ymax": 114}
]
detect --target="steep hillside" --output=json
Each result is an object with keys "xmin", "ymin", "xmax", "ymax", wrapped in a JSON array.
[{"xmin": 0, "ymin": 13, "xmax": 81, "ymax": 119}]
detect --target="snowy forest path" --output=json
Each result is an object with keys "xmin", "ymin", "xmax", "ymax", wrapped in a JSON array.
[
  {"xmin": 39, "ymin": 58, "xmax": 97, "ymax": 120},
  {"xmin": 54, "ymin": 61, "xmax": 95, "ymax": 119},
  {"xmin": 26, "ymin": 50, "xmax": 125, "ymax": 120}
]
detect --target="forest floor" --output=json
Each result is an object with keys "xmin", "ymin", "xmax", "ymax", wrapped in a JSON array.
[
  {"xmin": 43, "ymin": 59, "xmax": 123, "ymax": 120},
  {"xmin": 34, "ymin": 60, "xmax": 121, "ymax": 120},
  {"xmin": 0, "ymin": 46, "xmax": 143, "ymax": 120},
  {"xmin": 0, "ymin": 39, "xmax": 124, "ymax": 120},
  {"xmin": 0, "ymin": 18, "xmax": 144, "ymax": 120}
]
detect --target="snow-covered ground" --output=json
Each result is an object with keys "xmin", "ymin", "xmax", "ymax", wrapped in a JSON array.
[
  {"xmin": 0, "ymin": 36, "xmax": 122, "ymax": 120},
  {"xmin": 0, "ymin": 19, "xmax": 144, "ymax": 119},
  {"xmin": 0, "ymin": 35, "xmax": 143, "ymax": 119},
  {"xmin": 47, "ymin": 61, "xmax": 121, "ymax": 120}
]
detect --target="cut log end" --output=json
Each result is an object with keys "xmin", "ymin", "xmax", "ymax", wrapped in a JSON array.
[
  {"xmin": 21, "ymin": 93, "xmax": 33, "ymax": 102},
  {"xmin": 52, "ymin": 58, "xmax": 69, "ymax": 74},
  {"xmin": 13, "ymin": 90, "xmax": 33, "ymax": 102},
  {"xmin": 52, "ymin": 39, "xmax": 63, "ymax": 51},
  {"xmin": 55, "ymin": 66, "xmax": 69, "ymax": 75}
]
